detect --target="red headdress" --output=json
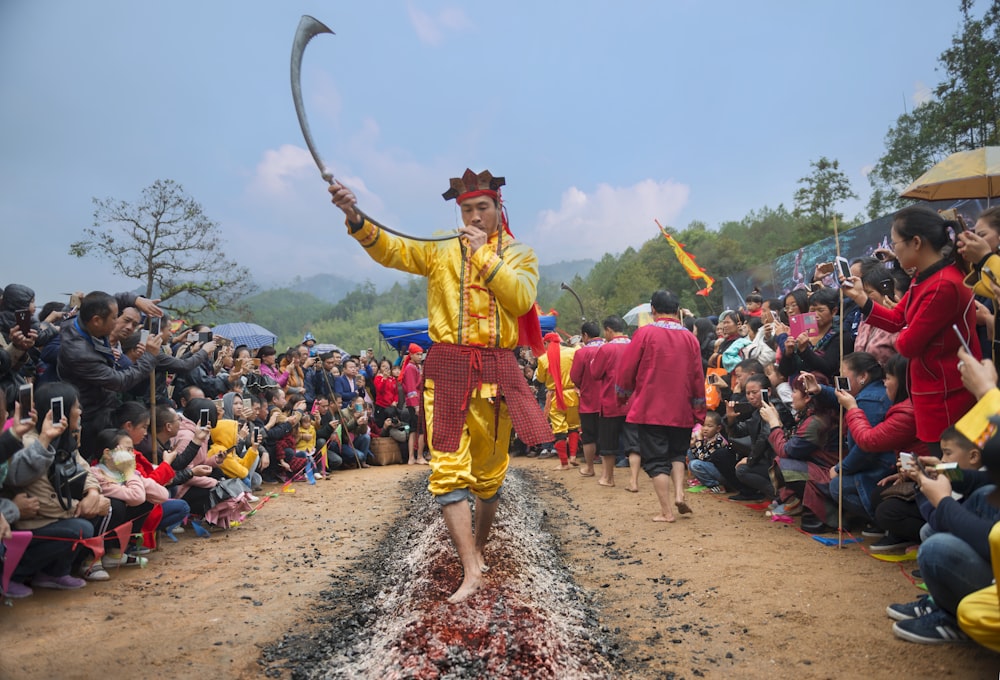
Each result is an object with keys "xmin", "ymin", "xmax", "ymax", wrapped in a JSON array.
[{"xmin": 443, "ymin": 169, "xmax": 543, "ymax": 354}]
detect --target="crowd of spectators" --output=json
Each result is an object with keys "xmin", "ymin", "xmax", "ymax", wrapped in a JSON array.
[
  {"xmin": 4, "ymin": 204, "xmax": 1000, "ymax": 653},
  {"xmin": 0, "ymin": 286, "xmax": 416, "ymax": 599}
]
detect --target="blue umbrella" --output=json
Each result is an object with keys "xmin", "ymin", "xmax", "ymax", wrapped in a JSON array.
[{"xmin": 211, "ymin": 322, "xmax": 278, "ymax": 350}]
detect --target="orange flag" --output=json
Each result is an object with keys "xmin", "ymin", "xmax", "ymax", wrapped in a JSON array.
[{"xmin": 655, "ymin": 219, "xmax": 714, "ymax": 295}]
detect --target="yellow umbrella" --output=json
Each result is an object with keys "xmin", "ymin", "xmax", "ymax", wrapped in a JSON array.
[{"xmin": 900, "ymin": 146, "xmax": 1000, "ymax": 201}]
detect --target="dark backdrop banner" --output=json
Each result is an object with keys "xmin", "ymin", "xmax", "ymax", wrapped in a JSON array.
[{"xmin": 722, "ymin": 199, "xmax": 990, "ymax": 311}]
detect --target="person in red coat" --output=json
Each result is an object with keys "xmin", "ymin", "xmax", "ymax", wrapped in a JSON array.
[
  {"xmin": 590, "ymin": 316, "xmax": 636, "ymax": 490},
  {"xmin": 569, "ymin": 321, "xmax": 604, "ymax": 478},
  {"xmin": 616, "ymin": 291, "xmax": 707, "ymax": 522},
  {"xmin": 842, "ymin": 206, "xmax": 980, "ymax": 452}
]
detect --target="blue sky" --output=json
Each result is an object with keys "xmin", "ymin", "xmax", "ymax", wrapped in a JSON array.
[{"xmin": 0, "ymin": 1, "xmax": 965, "ymax": 306}]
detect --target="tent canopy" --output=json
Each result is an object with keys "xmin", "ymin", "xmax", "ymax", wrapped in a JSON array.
[{"xmin": 378, "ymin": 315, "xmax": 558, "ymax": 353}]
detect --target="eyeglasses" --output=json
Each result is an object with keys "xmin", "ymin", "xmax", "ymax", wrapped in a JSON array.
[{"xmin": 891, "ymin": 238, "xmax": 911, "ymax": 251}]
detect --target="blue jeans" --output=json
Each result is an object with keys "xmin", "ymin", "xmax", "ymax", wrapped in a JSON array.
[
  {"xmin": 158, "ymin": 499, "xmax": 190, "ymax": 531},
  {"xmin": 689, "ymin": 458, "xmax": 722, "ymax": 487},
  {"xmin": 353, "ymin": 433, "xmax": 373, "ymax": 462},
  {"xmin": 831, "ymin": 468, "xmax": 887, "ymax": 520},
  {"xmin": 918, "ymin": 532, "xmax": 994, "ymax": 615}
]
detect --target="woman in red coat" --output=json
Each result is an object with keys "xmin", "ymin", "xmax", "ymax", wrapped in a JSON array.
[{"xmin": 842, "ymin": 206, "xmax": 979, "ymax": 451}]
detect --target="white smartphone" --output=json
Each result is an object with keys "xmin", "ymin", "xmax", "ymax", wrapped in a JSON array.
[
  {"xmin": 50, "ymin": 396, "xmax": 64, "ymax": 423},
  {"xmin": 898, "ymin": 452, "xmax": 916, "ymax": 471},
  {"xmin": 140, "ymin": 329, "xmax": 150, "ymax": 344},
  {"xmin": 198, "ymin": 408, "xmax": 210, "ymax": 428},
  {"xmin": 835, "ymin": 256, "xmax": 853, "ymax": 287}
]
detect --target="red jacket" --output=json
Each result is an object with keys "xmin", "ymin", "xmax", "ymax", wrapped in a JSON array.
[
  {"xmin": 617, "ymin": 320, "xmax": 706, "ymax": 429},
  {"xmin": 844, "ymin": 399, "xmax": 930, "ymax": 458},
  {"xmin": 590, "ymin": 337, "xmax": 631, "ymax": 418},
  {"xmin": 373, "ymin": 373, "xmax": 399, "ymax": 408},
  {"xmin": 569, "ymin": 339, "xmax": 605, "ymax": 415},
  {"xmin": 865, "ymin": 261, "xmax": 979, "ymax": 441}
]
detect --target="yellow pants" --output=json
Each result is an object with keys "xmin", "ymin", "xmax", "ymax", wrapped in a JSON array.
[
  {"xmin": 423, "ymin": 379, "xmax": 511, "ymax": 500},
  {"xmin": 958, "ymin": 584, "xmax": 1000, "ymax": 652},
  {"xmin": 548, "ymin": 404, "xmax": 580, "ymax": 436}
]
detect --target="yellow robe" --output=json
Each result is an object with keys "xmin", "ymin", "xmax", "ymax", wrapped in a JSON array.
[
  {"xmin": 349, "ymin": 218, "xmax": 538, "ymax": 498},
  {"xmin": 958, "ymin": 522, "xmax": 1000, "ymax": 651},
  {"xmin": 535, "ymin": 345, "xmax": 581, "ymax": 435}
]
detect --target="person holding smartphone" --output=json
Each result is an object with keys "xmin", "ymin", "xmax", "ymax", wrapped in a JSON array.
[
  {"xmin": 956, "ymin": 206, "xmax": 1000, "ymax": 364},
  {"xmin": 852, "ymin": 268, "xmax": 903, "ymax": 366},
  {"xmin": 841, "ymin": 206, "xmax": 980, "ymax": 453}
]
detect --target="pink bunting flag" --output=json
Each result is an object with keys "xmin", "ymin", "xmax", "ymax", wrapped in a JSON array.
[{"xmin": 2, "ymin": 532, "xmax": 32, "ymax": 595}]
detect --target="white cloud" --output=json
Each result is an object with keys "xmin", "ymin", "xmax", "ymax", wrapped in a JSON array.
[
  {"xmin": 860, "ymin": 164, "xmax": 874, "ymax": 177},
  {"xmin": 248, "ymin": 144, "xmax": 315, "ymax": 197},
  {"xmin": 407, "ymin": 3, "xmax": 472, "ymax": 46},
  {"xmin": 530, "ymin": 179, "xmax": 690, "ymax": 262},
  {"xmin": 913, "ymin": 80, "xmax": 933, "ymax": 107}
]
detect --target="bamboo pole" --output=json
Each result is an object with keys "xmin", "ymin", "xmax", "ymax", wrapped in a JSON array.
[{"xmin": 832, "ymin": 215, "xmax": 844, "ymax": 548}]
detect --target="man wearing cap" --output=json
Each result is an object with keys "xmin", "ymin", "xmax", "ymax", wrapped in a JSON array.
[
  {"xmin": 401, "ymin": 343, "xmax": 426, "ymax": 465},
  {"xmin": 302, "ymin": 332, "xmax": 318, "ymax": 356},
  {"xmin": 535, "ymin": 332, "xmax": 581, "ymax": 471},
  {"xmin": 329, "ymin": 170, "xmax": 551, "ymax": 603},
  {"xmin": 616, "ymin": 290, "xmax": 707, "ymax": 523}
]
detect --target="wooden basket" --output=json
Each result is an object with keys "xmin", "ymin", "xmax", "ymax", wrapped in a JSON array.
[{"xmin": 371, "ymin": 436, "xmax": 403, "ymax": 466}]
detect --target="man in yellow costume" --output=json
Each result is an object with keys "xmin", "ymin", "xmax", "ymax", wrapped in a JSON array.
[
  {"xmin": 328, "ymin": 170, "xmax": 551, "ymax": 603},
  {"xmin": 535, "ymin": 332, "xmax": 581, "ymax": 470}
]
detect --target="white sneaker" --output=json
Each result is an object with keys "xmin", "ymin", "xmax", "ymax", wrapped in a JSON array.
[
  {"xmin": 79, "ymin": 563, "xmax": 111, "ymax": 581},
  {"xmin": 247, "ymin": 494, "xmax": 260, "ymax": 503}
]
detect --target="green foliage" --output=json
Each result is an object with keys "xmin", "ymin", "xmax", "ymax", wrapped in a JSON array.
[
  {"xmin": 793, "ymin": 157, "xmax": 858, "ymax": 238},
  {"xmin": 868, "ymin": 0, "xmax": 1000, "ymax": 218}
]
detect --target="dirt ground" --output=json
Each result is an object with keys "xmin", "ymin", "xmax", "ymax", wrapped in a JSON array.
[{"xmin": 2, "ymin": 456, "xmax": 998, "ymax": 680}]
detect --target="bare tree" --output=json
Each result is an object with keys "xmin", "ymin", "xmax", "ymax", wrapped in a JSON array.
[{"xmin": 69, "ymin": 179, "xmax": 255, "ymax": 315}]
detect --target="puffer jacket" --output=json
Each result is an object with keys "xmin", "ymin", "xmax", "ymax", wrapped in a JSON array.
[{"xmin": 844, "ymin": 398, "xmax": 929, "ymax": 466}]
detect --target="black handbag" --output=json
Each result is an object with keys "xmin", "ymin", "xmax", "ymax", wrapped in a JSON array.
[{"xmin": 48, "ymin": 449, "xmax": 88, "ymax": 511}]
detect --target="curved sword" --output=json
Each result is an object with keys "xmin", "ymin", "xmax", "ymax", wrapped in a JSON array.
[
  {"xmin": 291, "ymin": 15, "xmax": 458, "ymax": 242},
  {"xmin": 560, "ymin": 281, "xmax": 586, "ymax": 322}
]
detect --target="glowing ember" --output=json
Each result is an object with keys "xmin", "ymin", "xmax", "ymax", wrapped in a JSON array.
[{"xmin": 264, "ymin": 470, "xmax": 621, "ymax": 679}]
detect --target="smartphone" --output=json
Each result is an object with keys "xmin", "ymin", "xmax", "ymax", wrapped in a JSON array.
[
  {"xmin": 148, "ymin": 316, "xmax": 161, "ymax": 335},
  {"xmin": 50, "ymin": 396, "xmax": 64, "ymax": 423},
  {"xmin": 198, "ymin": 408, "xmax": 210, "ymax": 428},
  {"xmin": 877, "ymin": 278, "xmax": 894, "ymax": 296},
  {"xmin": 734, "ymin": 401, "xmax": 754, "ymax": 417},
  {"xmin": 898, "ymin": 452, "xmax": 916, "ymax": 472},
  {"xmin": 252, "ymin": 358, "xmax": 261, "ymax": 368},
  {"xmin": 952, "ymin": 324, "xmax": 973, "ymax": 356},
  {"xmin": 834, "ymin": 376, "xmax": 851, "ymax": 391},
  {"xmin": 14, "ymin": 309, "xmax": 31, "ymax": 336},
  {"xmin": 983, "ymin": 264, "xmax": 1000, "ymax": 289},
  {"xmin": 198, "ymin": 331, "xmax": 212, "ymax": 344},
  {"xmin": 760, "ymin": 391, "xmax": 770, "ymax": 405},
  {"xmin": 140, "ymin": 329, "xmax": 150, "ymax": 344},
  {"xmin": 835, "ymin": 256, "xmax": 853, "ymax": 287},
  {"xmin": 18, "ymin": 384, "xmax": 33, "ymax": 422}
]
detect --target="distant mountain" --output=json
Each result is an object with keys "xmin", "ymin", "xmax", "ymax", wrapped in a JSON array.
[{"xmin": 539, "ymin": 259, "xmax": 595, "ymax": 284}]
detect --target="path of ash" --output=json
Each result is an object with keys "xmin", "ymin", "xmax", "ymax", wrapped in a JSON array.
[{"xmin": 261, "ymin": 469, "xmax": 624, "ymax": 679}]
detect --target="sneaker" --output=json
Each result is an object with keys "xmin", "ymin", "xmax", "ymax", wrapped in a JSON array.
[
  {"xmin": 862, "ymin": 524, "xmax": 887, "ymax": 538},
  {"xmin": 102, "ymin": 553, "xmax": 148, "ymax": 569},
  {"xmin": 246, "ymin": 494, "xmax": 260, "ymax": 503},
  {"xmin": 32, "ymin": 573, "xmax": 87, "ymax": 590},
  {"xmin": 782, "ymin": 497, "xmax": 802, "ymax": 514},
  {"xmin": 892, "ymin": 608, "xmax": 970, "ymax": 644},
  {"xmin": 127, "ymin": 545, "xmax": 152, "ymax": 556},
  {"xmin": 869, "ymin": 534, "xmax": 914, "ymax": 553},
  {"xmin": 78, "ymin": 562, "xmax": 111, "ymax": 582},
  {"xmin": 615, "ymin": 459, "xmax": 629, "ymax": 468},
  {"xmin": 171, "ymin": 526, "xmax": 185, "ymax": 534},
  {"xmin": 4, "ymin": 581, "xmax": 33, "ymax": 598},
  {"xmin": 707, "ymin": 485, "xmax": 727, "ymax": 494},
  {"xmin": 886, "ymin": 594, "xmax": 936, "ymax": 622},
  {"xmin": 537, "ymin": 448, "xmax": 553, "ymax": 459},
  {"xmin": 688, "ymin": 478, "xmax": 703, "ymax": 488}
]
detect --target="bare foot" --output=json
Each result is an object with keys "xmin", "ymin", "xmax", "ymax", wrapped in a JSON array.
[
  {"xmin": 579, "ymin": 469, "xmax": 596, "ymax": 477},
  {"xmin": 598, "ymin": 479, "xmax": 615, "ymax": 487},
  {"xmin": 447, "ymin": 571, "xmax": 483, "ymax": 604},
  {"xmin": 417, "ymin": 458, "xmax": 429, "ymax": 465},
  {"xmin": 624, "ymin": 485, "xmax": 639, "ymax": 493},
  {"xmin": 569, "ymin": 458, "xmax": 580, "ymax": 467},
  {"xmin": 475, "ymin": 551, "xmax": 489, "ymax": 573},
  {"xmin": 553, "ymin": 464, "xmax": 571, "ymax": 471},
  {"xmin": 652, "ymin": 514, "xmax": 676, "ymax": 523},
  {"xmin": 407, "ymin": 459, "xmax": 417, "ymax": 465},
  {"xmin": 675, "ymin": 500, "xmax": 693, "ymax": 514}
]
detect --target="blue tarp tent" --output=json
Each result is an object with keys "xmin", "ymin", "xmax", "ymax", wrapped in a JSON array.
[{"xmin": 378, "ymin": 315, "xmax": 558, "ymax": 353}]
